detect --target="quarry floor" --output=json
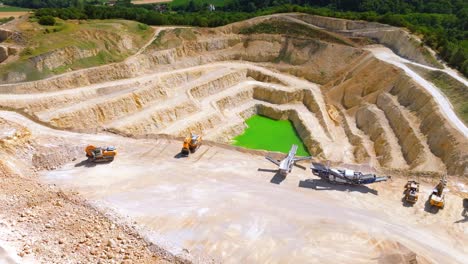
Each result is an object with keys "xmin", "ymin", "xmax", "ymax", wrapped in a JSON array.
[
  {"xmin": 1, "ymin": 15, "xmax": 468, "ymax": 263},
  {"xmin": 3, "ymin": 110, "xmax": 465, "ymax": 263},
  {"xmin": 41, "ymin": 131, "xmax": 468, "ymax": 264}
]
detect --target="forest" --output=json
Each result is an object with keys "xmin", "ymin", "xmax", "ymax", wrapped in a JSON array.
[{"xmin": 4, "ymin": 0, "xmax": 468, "ymax": 76}]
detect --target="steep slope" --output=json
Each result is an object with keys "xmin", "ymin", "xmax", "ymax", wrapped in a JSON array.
[
  {"xmin": 0, "ymin": 18, "xmax": 154, "ymax": 83},
  {"xmin": 0, "ymin": 13, "xmax": 466, "ymax": 177}
]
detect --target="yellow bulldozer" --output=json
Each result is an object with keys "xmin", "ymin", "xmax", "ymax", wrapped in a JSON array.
[
  {"xmin": 404, "ymin": 180, "xmax": 419, "ymax": 204},
  {"xmin": 85, "ymin": 145, "xmax": 117, "ymax": 162},
  {"xmin": 181, "ymin": 133, "xmax": 202, "ymax": 157},
  {"xmin": 429, "ymin": 176, "xmax": 447, "ymax": 209}
]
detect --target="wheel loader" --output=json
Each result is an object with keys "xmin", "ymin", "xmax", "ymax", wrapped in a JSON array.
[
  {"xmin": 181, "ymin": 133, "xmax": 202, "ymax": 157},
  {"xmin": 429, "ymin": 176, "xmax": 447, "ymax": 209},
  {"xmin": 85, "ymin": 145, "xmax": 117, "ymax": 162},
  {"xmin": 404, "ymin": 180, "xmax": 419, "ymax": 204}
]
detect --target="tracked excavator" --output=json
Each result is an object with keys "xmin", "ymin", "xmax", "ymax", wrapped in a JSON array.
[
  {"xmin": 85, "ymin": 145, "xmax": 117, "ymax": 162},
  {"xmin": 181, "ymin": 133, "xmax": 202, "ymax": 157},
  {"xmin": 429, "ymin": 176, "xmax": 447, "ymax": 209},
  {"xmin": 404, "ymin": 180, "xmax": 420, "ymax": 204}
]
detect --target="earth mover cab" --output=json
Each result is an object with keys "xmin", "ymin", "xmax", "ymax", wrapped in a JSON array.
[
  {"xmin": 85, "ymin": 145, "xmax": 117, "ymax": 162},
  {"xmin": 404, "ymin": 180, "xmax": 419, "ymax": 204},
  {"xmin": 429, "ymin": 176, "xmax": 447, "ymax": 209},
  {"xmin": 181, "ymin": 133, "xmax": 202, "ymax": 157}
]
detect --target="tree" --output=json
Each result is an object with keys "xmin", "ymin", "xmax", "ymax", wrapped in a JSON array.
[
  {"xmin": 72, "ymin": 0, "xmax": 85, "ymax": 10},
  {"xmin": 247, "ymin": 2, "xmax": 257, "ymax": 12},
  {"xmin": 38, "ymin": 15, "xmax": 56, "ymax": 25}
]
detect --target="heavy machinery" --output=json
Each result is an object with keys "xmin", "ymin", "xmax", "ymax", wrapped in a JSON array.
[
  {"xmin": 265, "ymin": 144, "xmax": 312, "ymax": 176},
  {"xmin": 429, "ymin": 176, "xmax": 447, "ymax": 209},
  {"xmin": 404, "ymin": 180, "xmax": 420, "ymax": 204},
  {"xmin": 85, "ymin": 145, "xmax": 117, "ymax": 162},
  {"xmin": 181, "ymin": 133, "xmax": 202, "ymax": 157},
  {"xmin": 311, "ymin": 163, "xmax": 390, "ymax": 185}
]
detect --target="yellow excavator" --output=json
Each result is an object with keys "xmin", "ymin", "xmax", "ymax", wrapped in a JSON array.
[
  {"xmin": 181, "ymin": 133, "xmax": 202, "ymax": 157},
  {"xmin": 85, "ymin": 145, "xmax": 117, "ymax": 162},
  {"xmin": 429, "ymin": 176, "xmax": 447, "ymax": 209}
]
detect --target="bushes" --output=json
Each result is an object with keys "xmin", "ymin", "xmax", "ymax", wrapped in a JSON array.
[
  {"xmin": 137, "ymin": 23, "xmax": 149, "ymax": 30},
  {"xmin": 32, "ymin": 3, "xmax": 467, "ymax": 77},
  {"xmin": 0, "ymin": 16, "xmax": 15, "ymax": 25},
  {"xmin": 38, "ymin": 15, "xmax": 55, "ymax": 25}
]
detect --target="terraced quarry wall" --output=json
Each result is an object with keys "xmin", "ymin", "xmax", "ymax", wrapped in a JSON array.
[
  {"xmin": 0, "ymin": 14, "xmax": 466, "ymax": 177},
  {"xmin": 0, "ymin": 19, "xmax": 154, "ymax": 84}
]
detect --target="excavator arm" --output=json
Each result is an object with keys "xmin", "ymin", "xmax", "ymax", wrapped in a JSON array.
[
  {"xmin": 265, "ymin": 156, "xmax": 280, "ymax": 166},
  {"xmin": 293, "ymin": 156, "xmax": 312, "ymax": 162}
]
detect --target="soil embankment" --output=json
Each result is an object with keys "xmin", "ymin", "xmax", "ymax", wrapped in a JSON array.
[{"xmin": 0, "ymin": 13, "xmax": 467, "ymax": 263}]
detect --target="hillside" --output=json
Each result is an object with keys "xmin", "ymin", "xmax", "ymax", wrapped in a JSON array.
[
  {"xmin": 0, "ymin": 17, "xmax": 154, "ymax": 82},
  {"xmin": 0, "ymin": 12, "xmax": 467, "ymax": 264}
]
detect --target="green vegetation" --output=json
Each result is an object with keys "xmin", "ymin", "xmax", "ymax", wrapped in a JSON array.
[
  {"xmin": 29, "ymin": 1, "xmax": 467, "ymax": 77},
  {"xmin": 232, "ymin": 115, "xmax": 310, "ymax": 156},
  {"xmin": 0, "ymin": 5, "xmax": 30, "ymax": 11},
  {"xmin": 0, "ymin": 16, "xmax": 15, "ymax": 24},
  {"xmin": 408, "ymin": 64, "xmax": 468, "ymax": 125},
  {"xmin": 2, "ymin": 0, "xmax": 105, "ymax": 9},
  {"xmin": 38, "ymin": 15, "xmax": 55, "ymax": 25},
  {"xmin": 239, "ymin": 20, "xmax": 350, "ymax": 46},
  {"xmin": 171, "ymin": 0, "xmax": 228, "ymax": 10},
  {"xmin": 0, "ymin": 18, "xmax": 151, "ymax": 81},
  {"xmin": 3, "ymin": 0, "xmax": 466, "ymax": 77}
]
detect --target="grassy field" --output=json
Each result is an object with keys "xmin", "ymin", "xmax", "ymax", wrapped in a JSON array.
[
  {"xmin": 0, "ymin": 5, "xmax": 31, "ymax": 12},
  {"xmin": 0, "ymin": 11, "xmax": 29, "ymax": 18},
  {"xmin": 0, "ymin": 5, "xmax": 30, "ymax": 18},
  {"xmin": 131, "ymin": 0, "xmax": 229, "ymax": 7},
  {"xmin": 408, "ymin": 64, "xmax": 468, "ymax": 126},
  {"xmin": 0, "ymin": 18, "xmax": 153, "ymax": 81},
  {"xmin": 239, "ymin": 20, "xmax": 352, "ymax": 46}
]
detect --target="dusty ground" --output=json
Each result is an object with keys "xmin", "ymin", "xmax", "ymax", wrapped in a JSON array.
[
  {"xmin": 0, "ymin": 12, "xmax": 29, "ymax": 18},
  {"xmin": 0, "ymin": 13, "xmax": 467, "ymax": 264},
  {"xmin": 0, "ymin": 114, "xmax": 188, "ymax": 263},
  {"xmin": 1, "ymin": 14, "xmax": 466, "ymax": 176},
  {"xmin": 0, "ymin": 111, "xmax": 467, "ymax": 264}
]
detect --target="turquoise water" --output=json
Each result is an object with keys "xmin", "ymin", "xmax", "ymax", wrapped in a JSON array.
[{"xmin": 232, "ymin": 115, "xmax": 310, "ymax": 156}]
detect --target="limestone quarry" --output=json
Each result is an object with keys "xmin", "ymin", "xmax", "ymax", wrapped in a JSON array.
[{"xmin": 0, "ymin": 13, "xmax": 467, "ymax": 264}]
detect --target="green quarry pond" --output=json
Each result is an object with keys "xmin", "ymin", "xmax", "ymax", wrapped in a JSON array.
[{"xmin": 232, "ymin": 115, "xmax": 310, "ymax": 156}]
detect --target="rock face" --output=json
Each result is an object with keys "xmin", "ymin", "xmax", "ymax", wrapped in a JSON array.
[
  {"xmin": 291, "ymin": 14, "xmax": 441, "ymax": 68},
  {"xmin": 0, "ymin": 46, "xmax": 7, "ymax": 63},
  {"xmin": 0, "ymin": 13, "xmax": 465, "ymax": 177},
  {"xmin": 0, "ymin": 29, "xmax": 13, "ymax": 42},
  {"xmin": 0, "ymin": 44, "xmax": 21, "ymax": 63},
  {"xmin": 31, "ymin": 47, "xmax": 99, "ymax": 71}
]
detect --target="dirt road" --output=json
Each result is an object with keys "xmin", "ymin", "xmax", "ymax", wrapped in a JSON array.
[
  {"xmin": 0, "ymin": 12, "xmax": 29, "ymax": 18},
  {"xmin": 1, "ymin": 13, "xmax": 467, "ymax": 263},
  {"xmin": 41, "ymin": 140, "xmax": 468, "ymax": 263},
  {"xmin": 366, "ymin": 46, "xmax": 468, "ymax": 137},
  {"xmin": 0, "ymin": 110, "xmax": 453, "ymax": 263}
]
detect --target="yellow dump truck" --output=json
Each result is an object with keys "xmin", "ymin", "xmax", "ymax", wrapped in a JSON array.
[
  {"xmin": 429, "ymin": 177, "xmax": 447, "ymax": 209},
  {"xmin": 85, "ymin": 145, "xmax": 117, "ymax": 162}
]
